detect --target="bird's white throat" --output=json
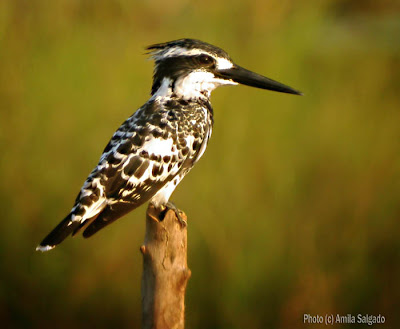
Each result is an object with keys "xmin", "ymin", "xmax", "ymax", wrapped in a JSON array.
[{"xmin": 153, "ymin": 72, "xmax": 237, "ymax": 100}]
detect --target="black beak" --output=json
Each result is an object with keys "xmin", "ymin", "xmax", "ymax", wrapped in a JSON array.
[{"xmin": 217, "ymin": 65, "xmax": 302, "ymax": 95}]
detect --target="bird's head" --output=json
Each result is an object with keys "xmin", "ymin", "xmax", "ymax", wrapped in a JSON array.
[{"xmin": 147, "ymin": 38, "xmax": 302, "ymax": 100}]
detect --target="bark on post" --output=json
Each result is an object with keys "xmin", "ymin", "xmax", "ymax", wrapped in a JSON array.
[{"xmin": 141, "ymin": 204, "xmax": 191, "ymax": 329}]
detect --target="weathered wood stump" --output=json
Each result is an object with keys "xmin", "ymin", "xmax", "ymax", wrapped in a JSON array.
[{"xmin": 141, "ymin": 204, "xmax": 191, "ymax": 329}]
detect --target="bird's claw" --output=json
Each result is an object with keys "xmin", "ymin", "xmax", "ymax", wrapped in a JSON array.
[{"xmin": 162, "ymin": 201, "xmax": 187, "ymax": 227}]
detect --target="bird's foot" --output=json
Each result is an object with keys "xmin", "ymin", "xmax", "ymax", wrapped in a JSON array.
[{"xmin": 160, "ymin": 201, "xmax": 187, "ymax": 227}]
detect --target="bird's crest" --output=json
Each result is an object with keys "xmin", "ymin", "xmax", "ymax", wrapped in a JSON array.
[{"xmin": 146, "ymin": 38, "xmax": 230, "ymax": 62}]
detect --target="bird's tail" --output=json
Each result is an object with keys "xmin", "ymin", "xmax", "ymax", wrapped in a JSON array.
[{"xmin": 36, "ymin": 214, "xmax": 81, "ymax": 252}]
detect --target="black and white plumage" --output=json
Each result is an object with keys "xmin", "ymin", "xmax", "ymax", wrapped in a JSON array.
[{"xmin": 37, "ymin": 38, "xmax": 302, "ymax": 252}]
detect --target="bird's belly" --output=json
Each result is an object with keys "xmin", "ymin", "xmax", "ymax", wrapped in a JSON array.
[{"xmin": 150, "ymin": 175, "xmax": 183, "ymax": 208}]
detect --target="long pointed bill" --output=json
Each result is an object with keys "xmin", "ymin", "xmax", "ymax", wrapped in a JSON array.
[{"xmin": 217, "ymin": 65, "xmax": 303, "ymax": 95}]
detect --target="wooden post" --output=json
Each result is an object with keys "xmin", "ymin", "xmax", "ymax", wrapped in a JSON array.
[{"xmin": 141, "ymin": 204, "xmax": 191, "ymax": 329}]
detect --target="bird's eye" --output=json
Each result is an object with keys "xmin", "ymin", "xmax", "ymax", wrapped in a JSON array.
[{"xmin": 197, "ymin": 54, "xmax": 214, "ymax": 65}]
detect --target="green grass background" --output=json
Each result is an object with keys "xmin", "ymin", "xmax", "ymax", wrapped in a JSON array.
[{"xmin": 1, "ymin": 0, "xmax": 399, "ymax": 328}]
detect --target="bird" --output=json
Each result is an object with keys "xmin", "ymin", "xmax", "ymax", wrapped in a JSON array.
[{"xmin": 36, "ymin": 38, "xmax": 302, "ymax": 252}]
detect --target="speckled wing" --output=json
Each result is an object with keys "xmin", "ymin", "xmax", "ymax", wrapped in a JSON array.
[
  {"xmin": 80, "ymin": 98, "xmax": 211, "ymax": 237},
  {"xmin": 38, "ymin": 98, "xmax": 212, "ymax": 248}
]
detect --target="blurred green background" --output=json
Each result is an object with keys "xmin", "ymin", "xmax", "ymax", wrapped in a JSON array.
[{"xmin": 1, "ymin": 0, "xmax": 400, "ymax": 328}]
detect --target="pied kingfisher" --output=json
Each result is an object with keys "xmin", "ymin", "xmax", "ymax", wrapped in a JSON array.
[{"xmin": 37, "ymin": 38, "xmax": 302, "ymax": 252}]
